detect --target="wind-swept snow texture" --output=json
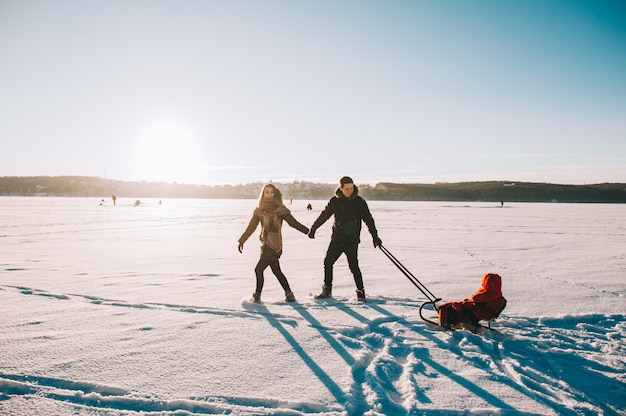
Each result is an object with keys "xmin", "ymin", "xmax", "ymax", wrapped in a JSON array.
[{"xmin": 1, "ymin": 197, "xmax": 624, "ymax": 415}]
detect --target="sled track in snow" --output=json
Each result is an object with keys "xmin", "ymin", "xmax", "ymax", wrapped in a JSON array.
[{"xmin": 459, "ymin": 244, "xmax": 624, "ymax": 298}]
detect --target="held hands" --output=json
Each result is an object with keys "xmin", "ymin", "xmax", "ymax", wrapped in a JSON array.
[
  {"xmin": 373, "ymin": 236, "xmax": 382, "ymax": 248},
  {"xmin": 238, "ymin": 242, "xmax": 244, "ymax": 253}
]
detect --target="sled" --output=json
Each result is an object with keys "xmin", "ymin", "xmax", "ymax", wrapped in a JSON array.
[{"xmin": 379, "ymin": 245, "xmax": 507, "ymax": 332}]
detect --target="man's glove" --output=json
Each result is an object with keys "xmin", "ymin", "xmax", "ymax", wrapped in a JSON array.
[
  {"xmin": 238, "ymin": 242, "xmax": 244, "ymax": 253},
  {"xmin": 308, "ymin": 228, "xmax": 316, "ymax": 239},
  {"xmin": 373, "ymin": 236, "xmax": 382, "ymax": 248}
]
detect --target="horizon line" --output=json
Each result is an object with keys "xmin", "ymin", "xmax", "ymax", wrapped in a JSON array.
[{"xmin": 0, "ymin": 174, "xmax": 624, "ymax": 187}]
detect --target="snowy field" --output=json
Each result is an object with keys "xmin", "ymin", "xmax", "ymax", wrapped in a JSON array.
[{"xmin": 1, "ymin": 196, "xmax": 624, "ymax": 415}]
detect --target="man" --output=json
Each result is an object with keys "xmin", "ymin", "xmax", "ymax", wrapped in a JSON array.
[{"xmin": 308, "ymin": 176, "xmax": 382, "ymax": 301}]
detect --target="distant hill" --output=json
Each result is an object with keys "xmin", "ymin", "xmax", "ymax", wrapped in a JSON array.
[
  {"xmin": 369, "ymin": 181, "xmax": 626, "ymax": 203},
  {"xmin": 1, "ymin": 176, "xmax": 625, "ymax": 203}
]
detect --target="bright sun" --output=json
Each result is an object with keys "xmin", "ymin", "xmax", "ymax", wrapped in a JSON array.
[{"xmin": 133, "ymin": 120, "xmax": 202, "ymax": 183}]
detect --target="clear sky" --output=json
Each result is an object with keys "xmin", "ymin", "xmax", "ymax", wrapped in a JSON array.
[{"xmin": 1, "ymin": 0, "xmax": 625, "ymax": 186}]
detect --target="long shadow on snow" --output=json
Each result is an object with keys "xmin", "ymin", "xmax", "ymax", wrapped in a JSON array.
[
  {"xmin": 290, "ymin": 298, "xmax": 515, "ymax": 414},
  {"xmin": 329, "ymin": 301, "xmax": 516, "ymax": 414},
  {"xmin": 367, "ymin": 302, "xmax": 625, "ymax": 416},
  {"xmin": 250, "ymin": 303, "xmax": 347, "ymax": 412},
  {"xmin": 289, "ymin": 303, "xmax": 374, "ymax": 415}
]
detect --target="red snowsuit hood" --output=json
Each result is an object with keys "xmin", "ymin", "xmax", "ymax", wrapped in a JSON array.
[{"xmin": 468, "ymin": 273, "xmax": 502, "ymax": 303}]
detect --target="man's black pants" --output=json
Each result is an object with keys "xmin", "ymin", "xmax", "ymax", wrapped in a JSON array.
[{"xmin": 323, "ymin": 240, "xmax": 364, "ymax": 290}]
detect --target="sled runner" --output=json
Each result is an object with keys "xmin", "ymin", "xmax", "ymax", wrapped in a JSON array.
[{"xmin": 379, "ymin": 246, "xmax": 507, "ymax": 332}]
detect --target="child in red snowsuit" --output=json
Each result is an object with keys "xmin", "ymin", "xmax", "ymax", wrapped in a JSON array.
[{"xmin": 440, "ymin": 273, "xmax": 507, "ymax": 329}]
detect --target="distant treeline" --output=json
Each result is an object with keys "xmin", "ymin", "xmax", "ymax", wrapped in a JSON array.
[
  {"xmin": 371, "ymin": 182, "xmax": 626, "ymax": 203},
  {"xmin": 1, "ymin": 176, "xmax": 625, "ymax": 203}
]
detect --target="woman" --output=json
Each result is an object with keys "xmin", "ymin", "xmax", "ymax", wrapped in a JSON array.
[{"xmin": 238, "ymin": 184, "xmax": 309, "ymax": 302}]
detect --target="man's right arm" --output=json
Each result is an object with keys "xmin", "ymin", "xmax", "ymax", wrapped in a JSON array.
[{"xmin": 309, "ymin": 198, "xmax": 335, "ymax": 238}]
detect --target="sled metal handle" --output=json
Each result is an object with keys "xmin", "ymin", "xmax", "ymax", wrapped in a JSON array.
[
  {"xmin": 419, "ymin": 300, "xmax": 441, "ymax": 326},
  {"xmin": 379, "ymin": 244, "xmax": 440, "ymax": 303}
]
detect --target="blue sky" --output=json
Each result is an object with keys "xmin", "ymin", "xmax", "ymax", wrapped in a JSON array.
[{"xmin": 1, "ymin": 0, "xmax": 625, "ymax": 185}]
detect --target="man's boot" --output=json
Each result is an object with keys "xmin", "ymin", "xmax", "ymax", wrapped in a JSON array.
[
  {"xmin": 316, "ymin": 285, "xmax": 332, "ymax": 299},
  {"xmin": 356, "ymin": 289, "xmax": 366, "ymax": 301}
]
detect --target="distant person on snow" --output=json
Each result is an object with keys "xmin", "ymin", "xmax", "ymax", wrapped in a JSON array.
[
  {"xmin": 308, "ymin": 176, "xmax": 382, "ymax": 301},
  {"xmin": 238, "ymin": 183, "xmax": 309, "ymax": 303}
]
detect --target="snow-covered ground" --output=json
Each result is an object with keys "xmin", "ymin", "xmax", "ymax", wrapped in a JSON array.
[{"xmin": 1, "ymin": 197, "xmax": 624, "ymax": 415}]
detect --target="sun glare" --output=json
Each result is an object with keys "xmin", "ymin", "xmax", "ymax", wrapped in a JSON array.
[{"xmin": 133, "ymin": 120, "xmax": 202, "ymax": 183}]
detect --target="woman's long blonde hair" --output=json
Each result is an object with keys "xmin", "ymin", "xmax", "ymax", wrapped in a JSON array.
[{"xmin": 256, "ymin": 183, "xmax": 284, "ymax": 209}]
